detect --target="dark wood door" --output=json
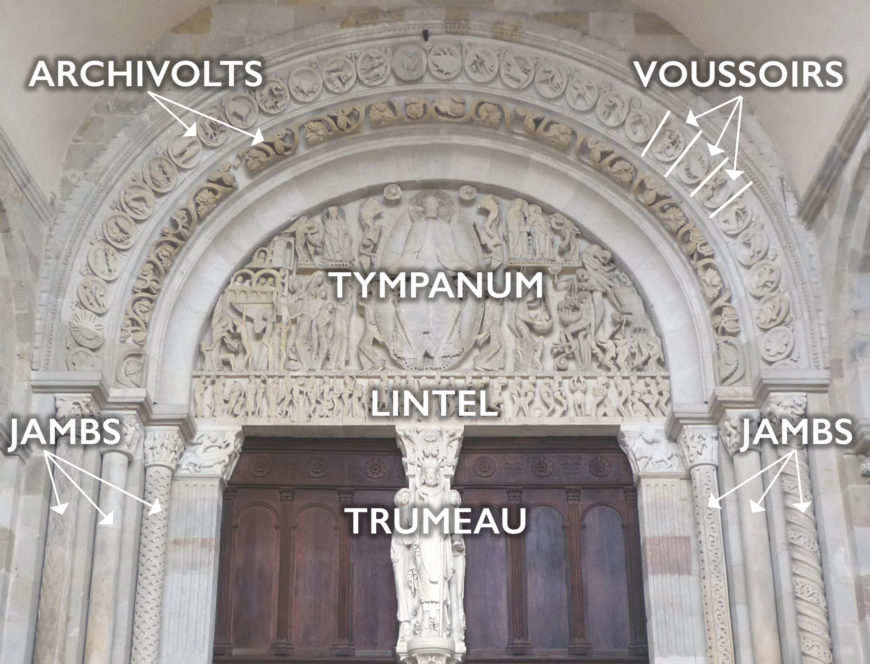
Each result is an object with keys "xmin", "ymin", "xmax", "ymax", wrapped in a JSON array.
[{"xmin": 214, "ymin": 437, "xmax": 647, "ymax": 663}]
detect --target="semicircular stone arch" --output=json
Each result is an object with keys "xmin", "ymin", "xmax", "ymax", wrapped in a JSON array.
[{"xmin": 40, "ymin": 12, "xmax": 823, "ymax": 408}]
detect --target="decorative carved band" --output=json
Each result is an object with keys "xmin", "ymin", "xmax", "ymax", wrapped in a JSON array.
[
  {"xmin": 61, "ymin": 34, "xmax": 806, "ymax": 387},
  {"xmin": 192, "ymin": 373, "xmax": 669, "ymax": 423}
]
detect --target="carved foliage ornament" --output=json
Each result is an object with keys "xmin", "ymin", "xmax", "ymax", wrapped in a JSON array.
[{"xmin": 63, "ymin": 35, "xmax": 797, "ymax": 384}]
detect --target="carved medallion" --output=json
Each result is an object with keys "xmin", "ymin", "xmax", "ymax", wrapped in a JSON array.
[
  {"xmin": 69, "ymin": 309, "xmax": 105, "ymax": 349},
  {"xmin": 531, "ymin": 455, "xmax": 554, "ymax": 477},
  {"xmin": 500, "ymin": 53, "xmax": 535, "ymax": 89},
  {"xmin": 534, "ymin": 61, "xmax": 568, "ymax": 99},
  {"xmin": 588, "ymin": 455, "xmax": 612, "ymax": 478},
  {"xmin": 748, "ymin": 260, "xmax": 781, "ymax": 297},
  {"xmin": 464, "ymin": 46, "xmax": 499, "ymax": 83},
  {"xmin": 87, "ymin": 242, "xmax": 121, "ymax": 281},
  {"xmin": 256, "ymin": 78, "xmax": 291, "ymax": 114},
  {"xmin": 102, "ymin": 214, "xmax": 137, "ymax": 250},
  {"xmin": 596, "ymin": 89, "xmax": 629, "ymax": 127},
  {"xmin": 168, "ymin": 135, "xmax": 202, "ymax": 169},
  {"xmin": 289, "ymin": 63, "xmax": 322, "ymax": 102},
  {"xmin": 143, "ymin": 155, "xmax": 178, "ymax": 194},
  {"xmin": 78, "ymin": 276, "xmax": 110, "ymax": 314},
  {"xmin": 357, "ymin": 48, "xmax": 390, "ymax": 86},
  {"xmin": 364, "ymin": 456, "xmax": 388, "ymax": 479},
  {"xmin": 565, "ymin": 71, "xmax": 598, "ymax": 111},
  {"xmin": 761, "ymin": 327, "xmax": 795, "ymax": 363},
  {"xmin": 651, "ymin": 128, "xmax": 684, "ymax": 162},
  {"xmin": 119, "ymin": 182, "xmax": 155, "ymax": 221},
  {"xmin": 306, "ymin": 456, "xmax": 329, "ymax": 479},
  {"xmin": 473, "ymin": 455, "xmax": 496, "ymax": 478},
  {"xmin": 427, "ymin": 42, "xmax": 462, "ymax": 80},
  {"xmin": 323, "ymin": 56, "xmax": 356, "ymax": 93},
  {"xmin": 393, "ymin": 44, "xmax": 426, "ymax": 81},
  {"xmin": 223, "ymin": 94, "xmax": 259, "ymax": 129}
]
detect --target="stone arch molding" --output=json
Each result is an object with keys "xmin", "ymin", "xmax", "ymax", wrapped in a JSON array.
[{"xmin": 40, "ymin": 12, "xmax": 823, "ymax": 399}]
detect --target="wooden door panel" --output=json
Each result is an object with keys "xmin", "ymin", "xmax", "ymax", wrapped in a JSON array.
[
  {"xmin": 292, "ymin": 503, "xmax": 340, "ymax": 650},
  {"xmin": 215, "ymin": 437, "xmax": 647, "ymax": 662}
]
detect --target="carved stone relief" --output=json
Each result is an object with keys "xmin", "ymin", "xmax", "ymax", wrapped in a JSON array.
[
  {"xmin": 190, "ymin": 185, "xmax": 670, "ymax": 423},
  {"xmin": 393, "ymin": 425, "xmax": 466, "ymax": 663},
  {"xmin": 61, "ymin": 34, "xmax": 803, "ymax": 386}
]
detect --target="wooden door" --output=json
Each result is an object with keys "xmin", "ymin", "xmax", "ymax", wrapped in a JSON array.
[{"xmin": 214, "ymin": 437, "xmax": 647, "ymax": 663}]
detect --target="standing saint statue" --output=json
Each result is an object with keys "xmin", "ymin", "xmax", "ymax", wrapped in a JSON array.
[{"xmin": 393, "ymin": 426, "xmax": 466, "ymax": 664}]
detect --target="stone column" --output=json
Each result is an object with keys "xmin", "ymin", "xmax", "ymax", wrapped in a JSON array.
[
  {"xmin": 765, "ymin": 394, "xmax": 833, "ymax": 664},
  {"xmin": 618, "ymin": 424, "xmax": 706, "ymax": 664},
  {"xmin": 34, "ymin": 394, "xmax": 100, "ymax": 664},
  {"xmin": 130, "ymin": 426, "xmax": 185, "ymax": 664},
  {"xmin": 160, "ymin": 425, "xmax": 243, "ymax": 664},
  {"xmin": 678, "ymin": 425, "xmax": 735, "ymax": 664},
  {"xmin": 393, "ymin": 424, "xmax": 465, "ymax": 664},
  {"xmin": 719, "ymin": 409, "xmax": 782, "ymax": 663},
  {"xmin": 84, "ymin": 413, "xmax": 144, "ymax": 664}
]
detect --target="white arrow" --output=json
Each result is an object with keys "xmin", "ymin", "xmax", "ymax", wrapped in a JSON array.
[
  {"xmin": 792, "ymin": 451, "xmax": 812, "ymax": 513},
  {"xmin": 749, "ymin": 449, "xmax": 797, "ymax": 512},
  {"xmin": 43, "ymin": 450, "xmax": 161, "ymax": 515},
  {"xmin": 42, "ymin": 452, "xmax": 68, "ymax": 515},
  {"xmin": 45, "ymin": 454, "xmax": 114, "ymax": 525},
  {"xmin": 690, "ymin": 156, "xmax": 729, "ymax": 198},
  {"xmin": 147, "ymin": 91, "xmax": 264, "ymax": 145},
  {"xmin": 708, "ymin": 448, "xmax": 793, "ymax": 509},
  {"xmin": 686, "ymin": 96, "xmax": 744, "ymax": 180},
  {"xmin": 686, "ymin": 95, "xmax": 742, "ymax": 126},
  {"xmin": 710, "ymin": 181, "xmax": 753, "ymax": 219}
]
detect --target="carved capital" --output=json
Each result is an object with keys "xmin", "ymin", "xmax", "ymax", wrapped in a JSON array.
[
  {"xmin": 103, "ymin": 412, "xmax": 144, "ymax": 459},
  {"xmin": 678, "ymin": 426, "xmax": 719, "ymax": 469},
  {"xmin": 143, "ymin": 427, "xmax": 186, "ymax": 470},
  {"xmin": 395, "ymin": 424, "xmax": 464, "ymax": 484},
  {"xmin": 55, "ymin": 394, "xmax": 98, "ymax": 424},
  {"xmin": 617, "ymin": 424, "xmax": 685, "ymax": 478},
  {"xmin": 719, "ymin": 409, "xmax": 760, "ymax": 456},
  {"xmin": 763, "ymin": 392, "xmax": 807, "ymax": 427},
  {"xmin": 860, "ymin": 455, "xmax": 870, "ymax": 480},
  {"xmin": 177, "ymin": 426, "xmax": 244, "ymax": 480}
]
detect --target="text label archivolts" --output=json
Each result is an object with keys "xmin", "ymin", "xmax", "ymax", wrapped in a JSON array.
[{"xmin": 27, "ymin": 58, "xmax": 263, "ymax": 89}]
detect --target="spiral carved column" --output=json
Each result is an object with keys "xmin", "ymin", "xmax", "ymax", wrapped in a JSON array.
[
  {"xmin": 130, "ymin": 427, "xmax": 185, "ymax": 664},
  {"xmin": 765, "ymin": 394, "xmax": 833, "ymax": 664}
]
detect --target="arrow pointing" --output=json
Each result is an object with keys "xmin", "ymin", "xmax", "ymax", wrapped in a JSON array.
[
  {"xmin": 685, "ymin": 96, "xmax": 745, "ymax": 179},
  {"xmin": 708, "ymin": 448, "xmax": 793, "ymax": 509},
  {"xmin": 710, "ymin": 181, "xmax": 753, "ymax": 219},
  {"xmin": 147, "ymin": 91, "xmax": 264, "ymax": 145},
  {"xmin": 42, "ymin": 452, "xmax": 69, "ymax": 515},
  {"xmin": 691, "ymin": 156, "xmax": 729, "ymax": 198},
  {"xmin": 43, "ymin": 450, "xmax": 161, "ymax": 515},
  {"xmin": 45, "ymin": 454, "xmax": 114, "ymax": 526},
  {"xmin": 724, "ymin": 96, "xmax": 744, "ymax": 180},
  {"xmin": 792, "ymin": 450, "xmax": 811, "ymax": 513},
  {"xmin": 748, "ymin": 449, "xmax": 796, "ymax": 513},
  {"xmin": 686, "ymin": 95, "xmax": 742, "ymax": 126},
  {"xmin": 147, "ymin": 91, "xmax": 196, "ymax": 137}
]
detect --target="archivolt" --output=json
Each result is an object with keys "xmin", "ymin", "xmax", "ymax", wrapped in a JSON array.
[{"xmin": 44, "ymin": 17, "xmax": 820, "ymax": 389}]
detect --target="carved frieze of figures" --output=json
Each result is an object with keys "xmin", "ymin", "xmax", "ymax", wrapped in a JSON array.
[
  {"xmin": 195, "ymin": 185, "xmax": 668, "ymax": 377},
  {"xmin": 191, "ymin": 373, "xmax": 670, "ymax": 423}
]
